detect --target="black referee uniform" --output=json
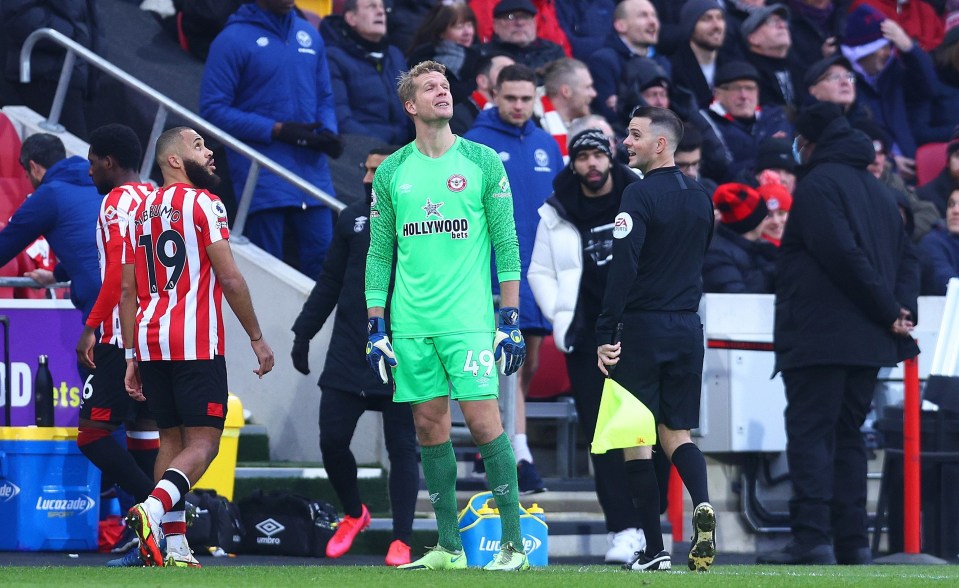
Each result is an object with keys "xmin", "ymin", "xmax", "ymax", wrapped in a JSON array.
[{"xmin": 596, "ymin": 166, "xmax": 714, "ymax": 429}]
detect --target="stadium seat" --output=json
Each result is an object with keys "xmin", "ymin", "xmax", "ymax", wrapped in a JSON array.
[
  {"xmin": 296, "ymin": 0, "xmax": 333, "ymax": 17},
  {"xmin": 0, "ymin": 113, "xmax": 33, "ymax": 222},
  {"xmin": 915, "ymin": 142, "xmax": 948, "ymax": 187},
  {"xmin": 527, "ymin": 335, "xmax": 572, "ymax": 400}
]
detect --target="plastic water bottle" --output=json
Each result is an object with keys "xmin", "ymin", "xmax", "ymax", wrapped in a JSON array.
[{"xmin": 34, "ymin": 355, "xmax": 54, "ymax": 427}]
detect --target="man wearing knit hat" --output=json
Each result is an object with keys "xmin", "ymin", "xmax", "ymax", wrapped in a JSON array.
[
  {"xmin": 758, "ymin": 182, "xmax": 791, "ymax": 246},
  {"xmin": 839, "ymin": 4, "xmax": 937, "ymax": 180},
  {"xmin": 754, "ymin": 136, "xmax": 797, "ymax": 193},
  {"xmin": 529, "ymin": 128, "xmax": 648, "ymax": 564},
  {"xmin": 758, "ymin": 101, "xmax": 920, "ymax": 565},
  {"xmin": 670, "ymin": 0, "xmax": 730, "ymax": 110},
  {"xmin": 703, "ymin": 182, "xmax": 777, "ymax": 293}
]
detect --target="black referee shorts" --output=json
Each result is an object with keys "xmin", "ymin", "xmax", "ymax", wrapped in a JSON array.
[
  {"xmin": 139, "ymin": 356, "xmax": 228, "ymax": 430},
  {"xmin": 612, "ymin": 311, "xmax": 704, "ymax": 431}
]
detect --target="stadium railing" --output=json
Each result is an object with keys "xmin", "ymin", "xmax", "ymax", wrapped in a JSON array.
[{"xmin": 18, "ymin": 27, "xmax": 347, "ymax": 240}]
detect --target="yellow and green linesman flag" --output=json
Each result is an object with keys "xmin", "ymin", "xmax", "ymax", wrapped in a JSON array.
[{"xmin": 591, "ymin": 377, "xmax": 657, "ymax": 454}]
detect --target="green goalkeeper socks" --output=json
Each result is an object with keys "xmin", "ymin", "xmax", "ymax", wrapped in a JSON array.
[
  {"xmin": 420, "ymin": 440, "xmax": 462, "ymax": 551},
  {"xmin": 479, "ymin": 432, "xmax": 523, "ymax": 548}
]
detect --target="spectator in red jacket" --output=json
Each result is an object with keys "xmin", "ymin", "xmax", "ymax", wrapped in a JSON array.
[
  {"xmin": 471, "ymin": 0, "xmax": 572, "ymax": 55},
  {"xmin": 850, "ymin": 0, "xmax": 944, "ymax": 52}
]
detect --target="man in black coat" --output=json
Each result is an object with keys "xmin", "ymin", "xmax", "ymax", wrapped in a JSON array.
[
  {"xmin": 290, "ymin": 146, "xmax": 418, "ymax": 567},
  {"xmin": 758, "ymin": 103, "xmax": 920, "ymax": 566}
]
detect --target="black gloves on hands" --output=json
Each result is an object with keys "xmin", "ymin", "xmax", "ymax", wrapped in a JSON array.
[
  {"xmin": 291, "ymin": 338, "xmax": 310, "ymax": 375},
  {"xmin": 276, "ymin": 122, "xmax": 344, "ymax": 159}
]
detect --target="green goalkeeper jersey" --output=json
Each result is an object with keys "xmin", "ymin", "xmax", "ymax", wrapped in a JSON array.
[{"xmin": 366, "ymin": 136, "xmax": 520, "ymax": 337}]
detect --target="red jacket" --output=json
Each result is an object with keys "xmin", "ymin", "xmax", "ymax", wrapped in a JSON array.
[
  {"xmin": 470, "ymin": 0, "xmax": 572, "ymax": 56},
  {"xmin": 850, "ymin": 0, "xmax": 944, "ymax": 51}
]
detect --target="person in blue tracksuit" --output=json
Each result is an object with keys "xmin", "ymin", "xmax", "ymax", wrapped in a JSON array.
[
  {"xmin": 464, "ymin": 63, "xmax": 561, "ymax": 494},
  {"xmin": 0, "ymin": 133, "xmax": 100, "ymax": 322},
  {"xmin": 200, "ymin": 0, "xmax": 340, "ymax": 279}
]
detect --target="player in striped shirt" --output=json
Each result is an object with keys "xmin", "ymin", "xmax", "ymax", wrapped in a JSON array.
[
  {"xmin": 120, "ymin": 127, "xmax": 275, "ymax": 568},
  {"xmin": 75, "ymin": 125, "xmax": 160, "ymax": 563}
]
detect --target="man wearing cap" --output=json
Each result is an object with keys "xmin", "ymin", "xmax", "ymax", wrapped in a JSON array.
[
  {"xmin": 586, "ymin": 0, "xmax": 670, "ymax": 129},
  {"xmin": 839, "ymin": 4, "xmax": 936, "ymax": 180},
  {"xmin": 758, "ymin": 101, "xmax": 919, "ymax": 566},
  {"xmin": 804, "ymin": 54, "xmax": 866, "ymax": 123},
  {"xmin": 670, "ymin": 0, "xmax": 731, "ymax": 110},
  {"xmin": 741, "ymin": 4, "xmax": 805, "ymax": 114},
  {"xmin": 528, "ymin": 128, "xmax": 649, "ymax": 564},
  {"xmin": 478, "ymin": 0, "xmax": 566, "ymax": 72},
  {"xmin": 918, "ymin": 133, "xmax": 959, "ymax": 219},
  {"xmin": 703, "ymin": 182, "xmax": 777, "ymax": 293},
  {"xmin": 696, "ymin": 60, "xmax": 792, "ymax": 183}
]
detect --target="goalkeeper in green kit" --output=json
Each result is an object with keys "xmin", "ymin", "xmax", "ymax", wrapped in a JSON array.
[{"xmin": 365, "ymin": 60, "xmax": 529, "ymax": 572}]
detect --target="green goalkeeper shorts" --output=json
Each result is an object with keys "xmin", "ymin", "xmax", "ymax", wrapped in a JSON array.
[{"xmin": 392, "ymin": 332, "xmax": 500, "ymax": 404}]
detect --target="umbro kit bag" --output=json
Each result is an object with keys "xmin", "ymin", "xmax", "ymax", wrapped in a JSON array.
[
  {"xmin": 238, "ymin": 490, "xmax": 338, "ymax": 556},
  {"xmin": 185, "ymin": 489, "xmax": 244, "ymax": 554}
]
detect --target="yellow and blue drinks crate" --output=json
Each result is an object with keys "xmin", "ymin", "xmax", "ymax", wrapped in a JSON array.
[
  {"xmin": 0, "ymin": 426, "xmax": 100, "ymax": 551},
  {"xmin": 458, "ymin": 490, "xmax": 548, "ymax": 567}
]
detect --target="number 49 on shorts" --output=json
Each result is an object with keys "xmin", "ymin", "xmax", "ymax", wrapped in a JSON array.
[{"xmin": 462, "ymin": 349, "xmax": 496, "ymax": 377}]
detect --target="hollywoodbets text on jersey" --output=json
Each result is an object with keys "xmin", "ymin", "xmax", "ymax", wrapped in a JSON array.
[{"xmin": 402, "ymin": 218, "xmax": 470, "ymax": 239}]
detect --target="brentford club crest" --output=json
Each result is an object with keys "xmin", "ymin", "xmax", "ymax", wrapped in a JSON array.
[{"xmin": 447, "ymin": 174, "xmax": 467, "ymax": 192}]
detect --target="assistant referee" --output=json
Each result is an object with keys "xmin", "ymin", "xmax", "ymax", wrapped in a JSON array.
[{"xmin": 596, "ymin": 106, "xmax": 716, "ymax": 573}]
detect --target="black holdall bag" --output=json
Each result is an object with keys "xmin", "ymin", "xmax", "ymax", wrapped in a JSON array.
[
  {"xmin": 238, "ymin": 490, "xmax": 338, "ymax": 556},
  {"xmin": 184, "ymin": 489, "xmax": 245, "ymax": 554}
]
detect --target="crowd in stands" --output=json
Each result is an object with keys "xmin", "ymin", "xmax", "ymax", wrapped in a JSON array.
[{"xmin": 2, "ymin": 0, "xmax": 958, "ymax": 296}]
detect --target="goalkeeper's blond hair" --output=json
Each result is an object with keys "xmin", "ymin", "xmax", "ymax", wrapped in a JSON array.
[{"xmin": 397, "ymin": 60, "xmax": 448, "ymax": 106}]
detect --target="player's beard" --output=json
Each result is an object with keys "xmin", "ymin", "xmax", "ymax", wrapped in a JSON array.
[
  {"xmin": 581, "ymin": 168, "xmax": 610, "ymax": 193},
  {"xmin": 184, "ymin": 159, "xmax": 221, "ymax": 190}
]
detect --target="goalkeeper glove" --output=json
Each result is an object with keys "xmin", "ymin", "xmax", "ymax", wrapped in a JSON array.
[
  {"xmin": 493, "ymin": 306, "xmax": 526, "ymax": 376},
  {"xmin": 366, "ymin": 317, "xmax": 397, "ymax": 384}
]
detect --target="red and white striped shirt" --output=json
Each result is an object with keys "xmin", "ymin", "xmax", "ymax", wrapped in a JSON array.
[
  {"xmin": 124, "ymin": 183, "xmax": 230, "ymax": 361},
  {"xmin": 86, "ymin": 182, "xmax": 153, "ymax": 346}
]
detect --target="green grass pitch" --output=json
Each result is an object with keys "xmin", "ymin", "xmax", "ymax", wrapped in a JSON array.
[{"xmin": 2, "ymin": 565, "xmax": 958, "ymax": 587}]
